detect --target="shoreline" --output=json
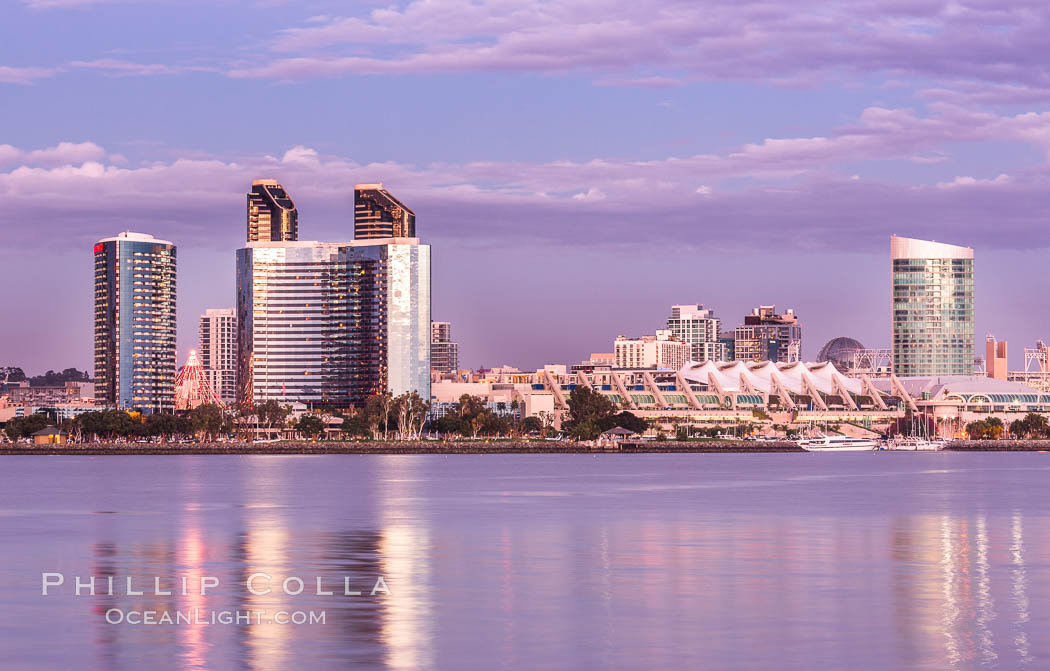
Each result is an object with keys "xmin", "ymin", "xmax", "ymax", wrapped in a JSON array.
[
  {"xmin": 0, "ymin": 440, "xmax": 802, "ymax": 455},
  {"xmin": 2, "ymin": 440, "xmax": 1049, "ymax": 455}
]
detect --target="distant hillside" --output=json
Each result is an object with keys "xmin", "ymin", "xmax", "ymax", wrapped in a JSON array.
[
  {"xmin": 2, "ymin": 367, "xmax": 26, "ymax": 383},
  {"xmin": 28, "ymin": 368, "xmax": 92, "ymax": 387}
]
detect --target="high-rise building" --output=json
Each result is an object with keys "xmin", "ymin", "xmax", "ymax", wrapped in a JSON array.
[
  {"xmin": 354, "ymin": 183, "xmax": 416, "ymax": 239},
  {"xmin": 666, "ymin": 304, "xmax": 725, "ymax": 362},
  {"xmin": 431, "ymin": 321, "xmax": 460, "ymax": 374},
  {"xmin": 237, "ymin": 239, "xmax": 430, "ymax": 409},
  {"xmin": 199, "ymin": 308, "xmax": 237, "ymax": 405},
  {"xmin": 733, "ymin": 305, "xmax": 801, "ymax": 363},
  {"xmin": 247, "ymin": 179, "xmax": 298, "ymax": 242},
  {"xmin": 93, "ymin": 231, "xmax": 176, "ymax": 413},
  {"xmin": 986, "ymin": 335, "xmax": 1008, "ymax": 380},
  {"xmin": 614, "ymin": 331, "xmax": 691, "ymax": 370},
  {"xmin": 718, "ymin": 333, "xmax": 736, "ymax": 362},
  {"xmin": 891, "ymin": 235, "xmax": 974, "ymax": 377}
]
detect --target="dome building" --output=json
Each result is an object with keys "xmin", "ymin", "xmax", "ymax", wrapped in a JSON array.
[{"xmin": 817, "ymin": 337, "xmax": 865, "ymax": 368}]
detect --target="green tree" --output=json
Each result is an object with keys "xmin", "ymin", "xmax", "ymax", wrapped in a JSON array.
[
  {"xmin": 364, "ymin": 393, "xmax": 394, "ymax": 440},
  {"xmin": 570, "ymin": 420, "xmax": 602, "ymax": 441},
  {"xmin": 966, "ymin": 418, "xmax": 1006, "ymax": 440},
  {"xmin": 1009, "ymin": 412, "xmax": 1049, "ymax": 439},
  {"xmin": 145, "ymin": 413, "xmax": 178, "ymax": 441},
  {"xmin": 190, "ymin": 403, "xmax": 225, "ymax": 441},
  {"xmin": 102, "ymin": 409, "xmax": 137, "ymax": 439},
  {"xmin": 431, "ymin": 415, "xmax": 463, "ymax": 436},
  {"xmin": 341, "ymin": 412, "xmax": 370, "ymax": 438},
  {"xmin": 255, "ymin": 400, "xmax": 290, "ymax": 439},
  {"xmin": 563, "ymin": 385, "xmax": 616, "ymax": 439},
  {"xmin": 296, "ymin": 414, "xmax": 326, "ymax": 440},
  {"xmin": 482, "ymin": 412, "xmax": 511, "ymax": 437},
  {"xmin": 602, "ymin": 411, "xmax": 647, "ymax": 435},
  {"xmin": 3, "ymin": 416, "xmax": 48, "ymax": 441},
  {"xmin": 456, "ymin": 394, "xmax": 492, "ymax": 438},
  {"xmin": 393, "ymin": 391, "xmax": 430, "ymax": 440},
  {"xmin": 519, "ymin": 416, "xmax": 543, "ymax": 435},
  {"xmin": 175, "ymin": 414, "xmax": 195, "ymax": 439}
]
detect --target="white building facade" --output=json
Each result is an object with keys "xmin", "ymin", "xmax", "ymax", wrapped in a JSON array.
[
  {"xmin": 666, "ymin": 304, "xmax": 725, "ymax": 362},
  {"xmin": 614, "ymin": 331, "xmax": 690, "ymax": 370},
  {"xmin": 199, "ymin": 308, "xmax": 238, "ymax": 405}
]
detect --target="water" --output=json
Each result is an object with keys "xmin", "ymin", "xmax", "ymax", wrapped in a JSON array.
[{"xmin": 1, "ymin": 452, "xmax": 1048, "ymax": 670}]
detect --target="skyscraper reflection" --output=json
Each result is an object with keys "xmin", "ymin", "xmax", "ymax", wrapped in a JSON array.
[
  {"xmin": 240, "ymin": 457, "xmax": 293, "ymax": 671},
  {"xmin": 375, "ymin": 456, "xmax": 434, "ymax": 669},
  {"xmin": 1011, "ymin": 513, "xmax": 1034, "ymax": 666}
]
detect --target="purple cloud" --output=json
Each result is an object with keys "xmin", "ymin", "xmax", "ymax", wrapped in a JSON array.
[
  {"xmin": 219, "ymin": 0, "xmax": 1050, "ymax": 95},
  {"xmin": 68, "ymin": 59, "xmax": 217, "ymax": 76},
  {"xmin": 4, "ymin": 100, "xmax": 1050, "ymax": 255},
  {"xmin": 0, "ymin": 65, "xmax": 58, "ymax": 84}
]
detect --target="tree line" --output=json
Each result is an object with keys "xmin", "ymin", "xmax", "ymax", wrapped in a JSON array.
[
  {"xmin": 964, "ymin": 413, "xmax": 1050, "ymax": 440},
  {"xmin": 4, "ymin": 387, "xmax": 658, "ymax": 443},
  {"xmin": 2, "ymin": 367, "xmax": 92, "ymax": 387}
]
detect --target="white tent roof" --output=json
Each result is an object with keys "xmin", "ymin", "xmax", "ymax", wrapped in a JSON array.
[{"xmin": 679, "ymin": 360, "xmax": 866, "ymax": 398}]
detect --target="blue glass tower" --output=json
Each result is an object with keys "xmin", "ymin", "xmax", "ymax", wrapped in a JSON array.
[{"xmin": 94, "ymin": 232, "xmax": 177, "ymax": 413}]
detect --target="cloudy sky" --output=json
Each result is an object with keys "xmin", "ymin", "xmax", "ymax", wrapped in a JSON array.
[{"xmin": 3, "ymin": 0, "xmax": 1050, "ymax": 374}]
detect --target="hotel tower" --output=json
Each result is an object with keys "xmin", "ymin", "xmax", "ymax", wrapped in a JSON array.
[
  {"xmin": 247, "ymin": 179, "xmax": 298, "ymax": 242},
  {"xmin": 238, "ymin": 184, "xmax": 430, "ymax": 409},
  {"xmin": 93, "ymin": 231, "xmax": 177, "ymax": 413},
  {"xmin": 891, "ymin": 235, "xmax": 974, "ymax": 377},
  {"xmin": 354, "ymin": 184, "xmax": 416, "ymax": 239}
]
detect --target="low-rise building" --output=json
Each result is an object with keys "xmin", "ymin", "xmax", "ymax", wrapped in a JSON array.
[
  {"xmin": 16, "ymin": 404, "xmax": 102, "ymax": 421},
  {"xmin": 986, "ymin": 335, "xmax": 1008, "ymax": 380},
  {"xmin": 9, "ymin": 382, "xmax": 94, "ymax": 406},
  {"xmin": 872, "ymin": 375, "xmax": 1050, "ymax": 437},
  {"xmin": 32, "ymin": 427, "xmax": 67, "ymax": 445},
  {"xmin": 614, "ymin": 331, "xmax": 690, "ymax": 370}
]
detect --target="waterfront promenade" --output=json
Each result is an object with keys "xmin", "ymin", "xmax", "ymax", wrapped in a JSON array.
[{"xmin": 2, "ymin": 440, "xmax": 1047, "ymax": 455}]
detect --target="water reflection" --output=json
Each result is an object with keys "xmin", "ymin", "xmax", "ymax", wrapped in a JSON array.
[
  {"xmin": 240, "ymin": 457, "xmax": 294, "ymax": 671},
  {"xmin": 4, "ymin": 455, "xmax": 1050, "ymax": 670},
  {"xmin": 1011, "ymin": 513, "xmax": 1033, "ymax": 666},
  {"xmin": 376, "ymin": 456, "xmax": 434, "ymax": 670}
]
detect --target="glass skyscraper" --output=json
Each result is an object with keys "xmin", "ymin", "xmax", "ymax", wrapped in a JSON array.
[
  {"xmin": 354, "ymin": 183, "xmax": 416, "ymax": 239},
  {"xmin": 93, "ymin": 231, "xmax": 177, "ymax": 413},
  {"xmin": 891, "ymin": 235, "xmax": 974, "ymax": 377},
  {"xmin": 236, "ymin": 239, "xmax": 430, "ymax": 409},
  {"xmin": 247, "ymin": 179, "xmax": 298, "ymax": 242}
]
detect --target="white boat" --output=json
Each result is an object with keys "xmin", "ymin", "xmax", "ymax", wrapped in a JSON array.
[
  {"xmin": 882, "ymin": 437, "xmax": 943, "ymax": 451},
  {"xmin": 796, "ymin": 435, "xmax": 878, "ymax": 452}
]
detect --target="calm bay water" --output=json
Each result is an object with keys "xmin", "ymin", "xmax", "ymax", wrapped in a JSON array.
[{"xmin": 1, "ymin": 452, "xmax": 1049, "ymax": 670}]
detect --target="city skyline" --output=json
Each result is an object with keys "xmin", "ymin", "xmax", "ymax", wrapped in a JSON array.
[
  {"xmin": 4, "ymin": 1, "xmax": 1050, "ymax": 373},
  {"xmin": 5, "ymin": 218, "xmax": 1042, "ymax": 377}
]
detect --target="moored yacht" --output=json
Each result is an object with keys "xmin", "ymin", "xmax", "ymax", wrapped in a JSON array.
[
  {"xmin": 882, "ymin": 436, "xmax": 943, "ymax": 451},
  {"xmin": 795, "ymin": 435, "xmax": 879, "ymax": 452}
]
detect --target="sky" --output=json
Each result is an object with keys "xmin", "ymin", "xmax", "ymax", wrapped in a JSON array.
[{"xmin": 2, "ymin": 0, "xmax": 1050, "ymax": 375}]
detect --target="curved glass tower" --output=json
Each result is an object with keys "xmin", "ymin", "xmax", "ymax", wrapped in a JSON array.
[
  {"xmin": 93, "ymin": 231, "xmax": 177, "ymax": 413},
  {"xmin": 354, "ymin": 183, "xmax": 416, "ymax": 239},
  {"xmin": 247, "ymin": 179, "xmax": 298, "ymax": 242},
  {"xmin": 236, "ymin": 239, "xmax": 430, "ymax": 409},
  {"xmin": 891, "ymin": 235, "xmax": 974, "ymax": 377}
]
